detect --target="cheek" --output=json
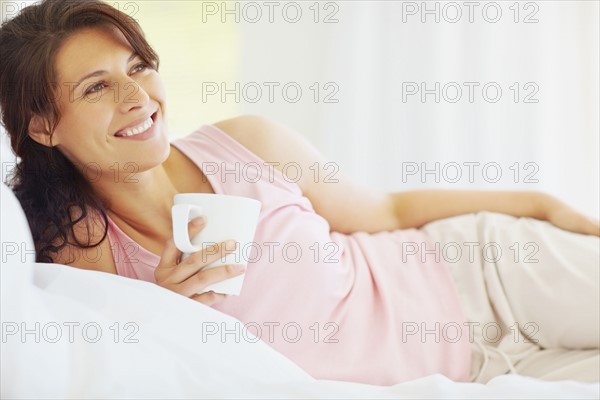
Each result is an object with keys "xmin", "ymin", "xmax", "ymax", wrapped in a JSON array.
[
  {"xmin": 145, "ymin": 71, "xmax": 167, "ymax": 106},
  {"xmin": 54, "ymin": 112, "xmax": 110, "ymax": 157},
  {"xmin": 63, "ymin": 114, "xmax": 107, "ymax": 141}
]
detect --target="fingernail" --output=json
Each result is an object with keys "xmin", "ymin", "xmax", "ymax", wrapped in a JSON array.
[
  {"xmin": 193, "ymin": 216, "xmax": 206, "ymax": 226},
  {"xmin": 234, "ymin": 264, "xmax": 246, "ymax": 272}
]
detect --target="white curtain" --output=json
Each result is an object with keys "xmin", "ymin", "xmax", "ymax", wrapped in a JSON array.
[{"xmin": 238, "ymin": 1, "xmax": 599, "ymax": 219}]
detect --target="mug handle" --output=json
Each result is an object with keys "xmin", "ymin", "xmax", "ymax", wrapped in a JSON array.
[{"xmin": 172, "ymin": 204, "xmax": 204, "ymax": 253}]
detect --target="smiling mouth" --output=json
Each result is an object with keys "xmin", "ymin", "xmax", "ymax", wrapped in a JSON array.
[{"xmin": 114, "ymin": 112, "xmax": 157, "ymax": 137}]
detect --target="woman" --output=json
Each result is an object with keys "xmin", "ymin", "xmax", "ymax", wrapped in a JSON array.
[{"xmin": 1, "ymin": 0, "xmax": 598, "ymax": 386}]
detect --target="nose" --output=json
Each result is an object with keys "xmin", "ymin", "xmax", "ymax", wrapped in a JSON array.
[{"xmin": 118, "ymin": 76, "xmax": 150, "ymax": 113}]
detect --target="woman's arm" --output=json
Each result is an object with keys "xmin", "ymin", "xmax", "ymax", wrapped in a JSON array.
[
  {"xmin": 214, "ymin": 115, "xmax": 600, "ymax": 237},
  {"xmin": 391, "ymin": 189, "xmax": 599, "ymax": 236},
  {"xmin": 391, "ymin": 189, "xmax": 546, "ymax": 228}
]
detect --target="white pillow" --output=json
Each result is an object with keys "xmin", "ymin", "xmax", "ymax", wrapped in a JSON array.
[
  {"xmin": 0, "ymin": 182, "xmax": 36, "ymax": 378},
  {"xmin": 1, "ymin": 181, "xmax": 35, "ymax": 283}
]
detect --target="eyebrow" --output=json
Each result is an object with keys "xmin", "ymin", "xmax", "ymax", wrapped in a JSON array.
[{"xmin": 72, "ymin": 51, "xmax": 138, "ymax": 90}]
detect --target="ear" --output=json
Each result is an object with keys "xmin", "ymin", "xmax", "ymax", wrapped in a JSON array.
[{"xmin": 28, "ymin": 114, "xmax": 58, "ymax": 147}]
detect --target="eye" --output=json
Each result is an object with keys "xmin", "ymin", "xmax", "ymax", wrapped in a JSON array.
[
  {"xmin": 84, "ymin": 80, "xmax": 107, "ymax": 96},
  {"xmin": 131, "ymin": 62, "xmax": 149, "ymax": 74}
]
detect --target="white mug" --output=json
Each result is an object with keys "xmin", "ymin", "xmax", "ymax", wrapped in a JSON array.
[{"xmin": 172, "ymin": 193, "xmax": 262, "ymax": 296}]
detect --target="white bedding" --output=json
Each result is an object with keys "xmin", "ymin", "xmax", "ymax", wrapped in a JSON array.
[{"xmin": 1, "ymin": 183, "xmax": 599, "ymax": 398}]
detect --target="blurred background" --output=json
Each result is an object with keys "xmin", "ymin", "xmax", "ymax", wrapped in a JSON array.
[{"xmin": 2, "ymin": 1, "xmax": 599, "ymax": 219}]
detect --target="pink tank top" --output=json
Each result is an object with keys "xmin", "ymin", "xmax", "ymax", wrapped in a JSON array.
[{"xmin": 105, "ymin": 124, "xmax": 471, "ymax": 385}]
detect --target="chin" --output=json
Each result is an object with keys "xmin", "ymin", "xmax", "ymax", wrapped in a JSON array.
[{"xmin": 134, "ymin": 135, "xmax": 171, "ymax": 171}]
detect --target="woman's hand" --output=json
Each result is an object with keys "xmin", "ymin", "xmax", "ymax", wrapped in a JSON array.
[
  {"xmin": 154, "ymin": 217, "xmax": 244, "ymax": 305},
  {"xmin": 541, "ymin": 194, "xmax": 600, "ymax": 237}
]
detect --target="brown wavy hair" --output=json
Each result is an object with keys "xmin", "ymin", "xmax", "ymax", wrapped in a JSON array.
[{"xmin": 0, "ymin": 0, "xmax": 159, "ymax": 262}]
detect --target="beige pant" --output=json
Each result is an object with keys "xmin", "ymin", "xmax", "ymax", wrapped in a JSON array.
[{"xmin": 421, "ymin": 211, "xmax": 600, "ymax": 383}]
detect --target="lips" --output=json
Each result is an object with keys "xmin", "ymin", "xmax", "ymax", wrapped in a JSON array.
[{"xmin": 114, "ymin": 111, "xmax": 157, "ymax": 137}]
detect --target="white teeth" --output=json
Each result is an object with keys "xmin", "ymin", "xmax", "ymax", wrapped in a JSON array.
[{"xmin": 118, "ymin": 116, "xmax": 154, "ymax": 137}]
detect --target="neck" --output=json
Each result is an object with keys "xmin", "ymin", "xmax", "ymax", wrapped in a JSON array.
[{"xmin": 92, "ymin": 162, "xmax": 178, "ymax": 242}]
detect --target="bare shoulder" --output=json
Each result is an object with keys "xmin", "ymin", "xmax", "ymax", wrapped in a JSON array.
[
  {"xmin": 51, "ymin": 211, "xmax": 117, "ymax": 275},
  {"xmin": 212, "ymin": 114, "xmax": 277, "ymax": 150},
  {"xmin": 211, "ymin": 114, "xmax": 318, "ymax": 192}
]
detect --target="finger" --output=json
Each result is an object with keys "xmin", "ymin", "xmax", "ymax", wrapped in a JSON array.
[
  {"xmin": 174, "ymin": 240, "xmax": 238, "ymax": 282},
  {"xmin": 188, "ymin": 215, "xmax": 207, "ymax": 239},
  {"xmin": 570, "ymin": 214, "xmax": 600, "ymax": 237},
  {"xmin": 178, "ymin": 263, "xmax": 246, "ymax": 298},
  {"xmin": 159, "ymin": 216, "xmax": 207, "ymax": 267},
  {"xmin": 156, "ymin": 216, "xmax": 206, "ymax": 283},
  {"xmin": 585, "ymin": 218, "xmax": 600, "ymax": 236},
  {"xmin": 154, "ymin": 237, "xmax": 181, "ymax": 284},
  {"xmin": 159, "ymin": 237, "xmax": 181, "ymax": 267},
  {"xmin": 182, "ymin": 216, "xmax": 208, "ymax": 258},
  {"xmin": 178, "ymin": 215, "xmax": 208, "ymax": 264},
  {"xmin": 191, "ymin": 290, "xmax": 227, "ymax": 306},
  {"xmin": 187, "ymin": 239, "xmax": 237, "ymax": 266}
]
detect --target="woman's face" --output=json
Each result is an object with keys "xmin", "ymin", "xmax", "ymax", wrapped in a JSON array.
[{"xmin": 36, "ymin": 25, "xmax": 169, "ymax": 180}]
